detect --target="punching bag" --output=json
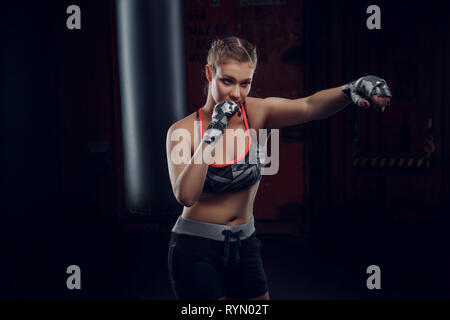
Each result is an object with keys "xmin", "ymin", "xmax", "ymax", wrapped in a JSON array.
[{"xmin": 116, "ymin": 0, "xmax": 186, "ymax": 218}]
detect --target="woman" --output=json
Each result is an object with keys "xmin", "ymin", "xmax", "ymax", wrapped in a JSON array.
[{"xmin": 166, "ymin": 36, "xmax": 391, "ymax": 300}]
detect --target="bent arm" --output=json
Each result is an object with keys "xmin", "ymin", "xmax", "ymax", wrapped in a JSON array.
[
  {"xmin": 166, "ymin": 125, "xmax": 213, "ymax": 207},
  {"xmin": 173, "ymin": 141, "xmax": 213, "ymax": 207}
]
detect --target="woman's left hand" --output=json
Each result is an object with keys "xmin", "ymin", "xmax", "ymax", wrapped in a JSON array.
[{"xmin": 343, "ymin": 75, "xmax": 392, "ymax": 112}]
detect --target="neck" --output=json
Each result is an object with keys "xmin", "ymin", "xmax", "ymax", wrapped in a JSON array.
[{"xmin": 201, "ymin": 93, "xmax": 216, "ymax": 118}]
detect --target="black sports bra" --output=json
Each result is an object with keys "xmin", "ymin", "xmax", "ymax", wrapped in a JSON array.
[{"xmin": 197, "ymin": 101, "xmax": 263, "ymax": 193}]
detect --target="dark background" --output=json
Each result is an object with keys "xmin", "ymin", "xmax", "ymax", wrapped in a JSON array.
[{"xmin": 1, "ymin": 0, "xmax": 449, "ymax": 299}]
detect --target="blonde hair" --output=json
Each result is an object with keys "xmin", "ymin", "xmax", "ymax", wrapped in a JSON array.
[
  {"xmin": 203, "ymin": 36, "xmax": 258, "ymax": 96},
  {"xmin": 207, "ymin": 37, "xmax": 258, "ymax": 75}
]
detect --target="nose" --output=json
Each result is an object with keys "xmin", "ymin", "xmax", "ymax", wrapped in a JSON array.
[{"xmin": 230, "ymin": 85, "xmax": 241, "ymax": 103}]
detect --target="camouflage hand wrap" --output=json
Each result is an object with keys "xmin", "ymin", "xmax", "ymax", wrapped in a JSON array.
[
  {"xmin": 203, "ymin": 100, "xmax": 241, "ymax": 147},
  {"xmin": 343, "ymin": 75, "xmax": 392, "ymax": 110}
]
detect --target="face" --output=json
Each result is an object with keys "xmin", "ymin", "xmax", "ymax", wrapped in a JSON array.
[{"xmin": 206, "ymin": 59, "xmax": 255, "ymax": 105}]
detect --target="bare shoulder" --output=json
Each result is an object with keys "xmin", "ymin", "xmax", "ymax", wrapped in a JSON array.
[
  {"xmin": 166, "ymin": 111, "xmax": 198, "ymax": 155},
  {"xmin": 167, "ymin": 111, "xmax": 196, "ymax": 133},
  {"xmin": 246, "ymin": 96, "xmax": 264, "ymax": 106},
  {"xmin": 245, "ymin": 96, "xmax": 267, "ymax": 130}
]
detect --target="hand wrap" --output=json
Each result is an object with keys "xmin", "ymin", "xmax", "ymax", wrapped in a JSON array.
[
  {"xmin": 343, "ymin": 75, "xmax": 392, "ymax": 110},
  {"xmin": 202, "ymin": 100, "xmax": 241, "ymax": 147}
]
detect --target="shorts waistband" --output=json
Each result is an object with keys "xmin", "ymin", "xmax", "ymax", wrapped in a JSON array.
[{"xmin": 171, "ymin": 215, "xmax": 255, "ymax": 242}]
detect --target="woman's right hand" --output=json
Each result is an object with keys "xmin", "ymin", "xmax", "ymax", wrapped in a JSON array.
[{"xmin": 202, "ymin": 100, "xmax": 241, "ymax": 147}]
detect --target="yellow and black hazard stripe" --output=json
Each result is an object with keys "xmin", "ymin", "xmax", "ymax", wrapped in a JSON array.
[
  {"xmin": 351, "ymin": 134, "xmax": 436, "ymax": 169},
  {"xmin": 353, "ymin": 152, "xmax": 432, "ymax": 169}
]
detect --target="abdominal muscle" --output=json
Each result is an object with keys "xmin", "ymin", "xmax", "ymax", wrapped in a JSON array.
[{"xmin": 181, "ymin": 180, "xmax": 260, "ymax": 226}]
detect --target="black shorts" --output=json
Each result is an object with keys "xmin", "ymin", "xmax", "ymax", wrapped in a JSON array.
[{"xmin": 167, "ymin": 231, "xmax": 269, "ymax": 300}]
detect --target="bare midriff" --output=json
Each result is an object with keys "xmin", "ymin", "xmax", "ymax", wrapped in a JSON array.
[{"xmin": 181, "ymin": 180, "xmax": 260, "ymax": 225}]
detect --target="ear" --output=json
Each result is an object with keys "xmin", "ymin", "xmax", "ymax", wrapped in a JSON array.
[{"xmin": 205, "ymin": 65, "xmax": 213, "ymax": 82}]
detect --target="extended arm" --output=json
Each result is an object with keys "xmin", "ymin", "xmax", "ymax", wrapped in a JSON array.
[
  {"xmin": 262, "ymin": 75, "xmax": 392, "ymax": 129},
  {"xmin": 307, "ymin": 86, "xmax": 352, "ymax": 121}
]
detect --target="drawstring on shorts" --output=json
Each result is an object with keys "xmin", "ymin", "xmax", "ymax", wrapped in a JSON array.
[{"xmin": 222, "ymin": 229, "xmax": 243, "ymax": 266}]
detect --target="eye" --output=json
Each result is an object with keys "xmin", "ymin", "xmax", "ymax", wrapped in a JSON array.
[
  {"xmin": 222, "ymin": 79, "xmax": 232, "ymax": 84},
  {"xmin": 242, "ymin": 82, "xmax": 251, "ymax": 87}
]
